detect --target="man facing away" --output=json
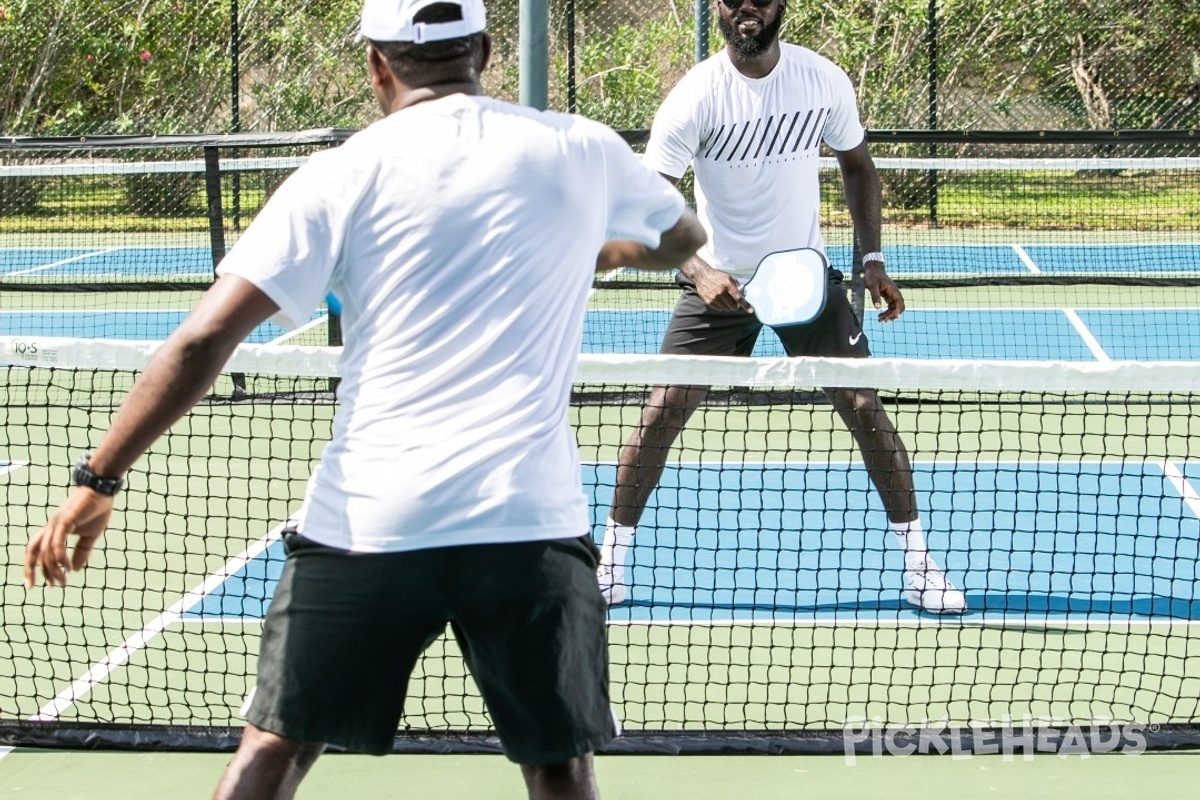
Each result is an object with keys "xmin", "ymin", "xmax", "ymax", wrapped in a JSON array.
[
  {"xmin": 23, "ymin": 1, "xmax": 706, "ymax": 798},
  {"xmin": 596, "ymin": 0, "xmax": 966, "ymax": 614}
]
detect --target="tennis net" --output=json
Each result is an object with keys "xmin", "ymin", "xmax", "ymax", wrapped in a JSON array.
[{"xmin": 2, "ymin": 336, "xmax": 1199, "ymax": 752}]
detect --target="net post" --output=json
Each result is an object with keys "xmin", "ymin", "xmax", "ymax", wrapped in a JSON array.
[
  {"xmin": 203, "ymin": 145, "xmax": 247, "ymax": 398},
  {"xmin": 203, "ymin": 146, "xmax": 226, "ymax": 273}
]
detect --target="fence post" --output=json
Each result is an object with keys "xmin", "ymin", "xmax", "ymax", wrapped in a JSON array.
[
  {"xmin": 567, "ymin": 0, "xmax": 576, "ymax": 112},
  {"xmin": 926, "ymin": 0, "xmax": 939, "ymax": 228},
  {"xmin": 695, "ymin": 0, "xmax": 710, "ymax": 63},
  {"xmin": 519, "ymin": 0, "xmax": 549, "ymax": 110}
]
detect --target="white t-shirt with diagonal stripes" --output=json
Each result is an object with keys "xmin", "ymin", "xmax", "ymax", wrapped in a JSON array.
[
  {"xmin": 217, "ymin": 94, "xmax": 684, "ymax": 553},
  {"xmin": 644, "ymin": 43, "xmax": 865, "ymax": 281}
]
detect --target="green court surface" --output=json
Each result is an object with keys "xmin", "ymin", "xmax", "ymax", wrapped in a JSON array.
[{"xmin": 1, "ymin": 749, "xmax": 1198, "ymax": 799}]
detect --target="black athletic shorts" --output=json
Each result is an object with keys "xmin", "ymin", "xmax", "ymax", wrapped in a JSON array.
[
  {"xmin": 247, "ymin": 531, "xmax": 615, "ymax": 764},
  {"xmin": 660, "ymin": 270, "xmax": 871, "ymax": 358}
]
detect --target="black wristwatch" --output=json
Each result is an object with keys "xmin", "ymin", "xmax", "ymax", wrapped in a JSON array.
[{"xmin": 72, "ymin": 452, "xmax": 125, "ymax": 496}]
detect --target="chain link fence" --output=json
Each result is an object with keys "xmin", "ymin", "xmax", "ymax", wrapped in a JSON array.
[{"xmin": 2, "ymin": 0, "xmax": 1198, "ymax": 137}]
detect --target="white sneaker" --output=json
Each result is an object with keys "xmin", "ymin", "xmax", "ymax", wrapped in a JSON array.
[
  {"xmin": 904, "ymin": 557, "xmax": 966, "ymax": 614},
  {"xmin": 597, "ymin": 562, "xmax": 628, "ymax": 605}
]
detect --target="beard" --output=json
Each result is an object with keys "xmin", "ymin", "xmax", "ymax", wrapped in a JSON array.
[{"xmin": 717, "ymin": 4, "xmax": 785, "ymax": 59}]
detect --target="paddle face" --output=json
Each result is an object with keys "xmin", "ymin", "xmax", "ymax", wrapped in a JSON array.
[{"xmin": 741, "ymin": 248, "xmax": 828, "ymax": 327}]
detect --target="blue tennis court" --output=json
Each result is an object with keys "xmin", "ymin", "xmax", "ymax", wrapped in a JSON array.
[
  {"xmin": 181, "ymin": 458, "xmax": 1200, "ymax": 624},
  {"xmin": 6, "ymin": 241, "xmax": 1200, "ymax": 358},
  {"xmin": 0, "ymin": 246, "xmax": 212, "ymax": 280},
  {"xmin": 824, "ymin": 242, "xmax": 1200, "ymax": 276},
  {"xmin": 0, "ymin": 309, "xmax": 321, "ymax": 343},
  {"xmin": 6, "ymin": 242, "xmax": 1198, "ymax": 282}
]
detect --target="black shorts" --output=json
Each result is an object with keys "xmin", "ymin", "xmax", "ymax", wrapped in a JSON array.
[
  {"xmin": 247, "ymin": 532, "xmax": 614, "ymax": 764},
  {"xmin": 660, "ymin": 271, "xmax": 871, "ymax": 358}
]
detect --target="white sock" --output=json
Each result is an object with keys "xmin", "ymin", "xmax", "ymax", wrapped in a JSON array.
[
  {"xmin": 600, "ymin": 517, "xmax": 635, "ymax": 571},
  {"xmin": 891, "ymin": 519, "xmax": 929, "ymax": 569}
]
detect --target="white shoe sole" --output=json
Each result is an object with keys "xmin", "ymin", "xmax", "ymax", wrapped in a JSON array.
[
  {"xmin": 905, "ymin": 588, "xmax": 967, "ymax": 614},
  {"xmin": 600, "ymin": 582, "xmax": 628, "ymax": 606}
]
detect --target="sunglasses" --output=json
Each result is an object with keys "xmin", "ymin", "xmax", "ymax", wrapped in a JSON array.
[{"xmin": 720, "ymin": 0, "xmax": 773, "ymax": 8}]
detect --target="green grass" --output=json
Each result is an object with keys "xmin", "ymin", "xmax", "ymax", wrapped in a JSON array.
[
  {"xmin": 4, "ymin": 168, "xmax": 1199, "ymax": 233},
  {"xmin": 827, "ymin": 169, "xmax": 1200, "ymax": 232},
  {"xmin": 0, "ymin": 173, "xmax": 274, "ymax": 234}
]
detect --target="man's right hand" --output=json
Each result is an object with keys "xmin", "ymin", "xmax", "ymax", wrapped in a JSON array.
[
  {"xmin": 685, "ymin": 258, "xmax": 754, "ymax": 314},
  {"xmin": 24, "ymin": 486, "xmax": 115, "ymax": 589}
]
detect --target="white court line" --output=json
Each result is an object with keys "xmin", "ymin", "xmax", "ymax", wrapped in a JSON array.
[
  {"xmin": 0, "ymin": 461, "xmax": 28, "ymax": 476},
  {"xmin": 1012, "ymin": 244, "xmax": 1041, "ymax": 274},
  {"xmin": 5, "ymin": 247, "xmax": 121, "ymax": 277},
  {"xmin": 1161, "ymin": 459, "xmax": 1200, "ymax": 521},
  {"xmin": 591, "ymin": 266, "xmax": 627, "ymax": 299},
  {"xmin": 608, "ymin": 617, "xmax": 1200, "ymax": 629},
  {"xmin": 30, "ymin": 524, "xmax": 285, "ymax": 722},
  {"xmin": 1061, "ymin": 308, "xmax": 1111, "ymax": 362},
  {"xmin": 0, "ymin": 309, "xmax": 192, "ymax": 315},
  {"xmin": 0, "ymin": 746, "xmax": 12, "ymax": 760},
  {"xmin": 268, "ymin": 315, "xmax": 327, "ymax": 345},
  {"xmin": 584, "ymin": 456, "xmax": 1166, "ymax": 466}
]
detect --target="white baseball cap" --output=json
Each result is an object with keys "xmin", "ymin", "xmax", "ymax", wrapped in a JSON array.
[{"xmin": 360, "ymin": 0, "xmax": 487, "ymax": 43}]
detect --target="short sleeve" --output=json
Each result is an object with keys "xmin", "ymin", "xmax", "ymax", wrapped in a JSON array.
[
  {"xmin": 641, "ymin": 80, "xmax": 702, "ymax": 181},
  {"xmin": 821, "ymin": 65, "xmax": 867, "ymax": 153},
  {"xmin": 598, "ymin": 127, "xmax": 686, "ymax": 247},
  {"xmin": 216, "ymin": 151, "xmax": 348, "ymax": 329}
]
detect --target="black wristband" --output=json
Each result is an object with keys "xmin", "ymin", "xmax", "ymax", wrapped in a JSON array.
[{"xmin": 72, "ymin": 452, "xmax": 125, "ymax": 496}]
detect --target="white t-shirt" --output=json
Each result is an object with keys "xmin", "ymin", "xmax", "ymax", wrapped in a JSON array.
[
  {"xmin": 643, "ymin": 44, "xmax": 865, "ymax": 280},
  {"xmin": 218, "ymin": 94, "xmax": 684, "ymax": 553}
]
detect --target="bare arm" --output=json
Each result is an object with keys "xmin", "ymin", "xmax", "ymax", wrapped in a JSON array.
[
  {"xmin": 836, "ymin": 141, "xmax": 904, "ymax": 322},
  {"xmin": 599, "ymin": 172, "xmax": 751, "ymax": 313},
  {"xmin": 24, "ymin": 275, "xmax": 280, "ymax": 588},
  {"xmin": 596, "ymin": 203, "xmax": 706, "ymax": 272},
  {"xmin": 596, "ymin": 167, "xmax": 707, "ymax": 275}
]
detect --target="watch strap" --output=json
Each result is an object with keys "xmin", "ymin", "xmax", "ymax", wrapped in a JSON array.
[{"xmin": 73, "ymin": 452, "xmax": 125, "ymax": 496}]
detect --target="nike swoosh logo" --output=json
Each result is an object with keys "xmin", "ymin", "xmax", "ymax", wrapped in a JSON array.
[{"xmin": 849, "ymin": 332, "xmax": 863, "ymax": 345}]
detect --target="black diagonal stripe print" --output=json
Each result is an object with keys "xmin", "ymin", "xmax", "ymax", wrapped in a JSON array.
[
  {"xmin": 789, "ymin": 109, "xmax": 815, "ymax": 153},
  {"xmin": 709, "ymin": 123, "xmax": 739, "ymax": 161},
  {"xmin": 701, "ymin": 109, "xmax": 831, "ymax": 162},
  {"xmin": 763, "ymin": 113, "xmax": 788, "ymax": 157},
  {"xmin": 737, "ymin": 118, "xmax": 763, "ymax": 160},
  {"xmin": 752, "ymin": 115, "xmax": 776, "ymax": 159},
  {"xmin": 803, "ymin": 107, "xmax": 828, "ymax": 150},
  {"xmin": 702, "ymin": 124, "xmax": 728, "ymax": 159},
  {"xmin": 724, "ymin": 120, "xmax": 754, "ymax": 161},
  {"xmin": 775, "ymin": 112, "xmax": 801, "ymax": 156}
]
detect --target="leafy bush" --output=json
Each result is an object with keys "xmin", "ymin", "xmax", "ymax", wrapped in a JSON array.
[
  {"xmin": 121, "ymin": 170, "xmax": 202, "ymax": 216},
  {"xmin": 0, "ymin": 175, "xmax": 45, "ymax": 215},
  {"xmin": 565, "ymin": 5, "xmax": 693, "ymax": 131}
]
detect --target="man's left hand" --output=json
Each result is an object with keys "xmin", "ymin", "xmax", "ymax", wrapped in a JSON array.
[{"xmin": 864, "ymin": 264, "xmax": 904, "ymax": 322}]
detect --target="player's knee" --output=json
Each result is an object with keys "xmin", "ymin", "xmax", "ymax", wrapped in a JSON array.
[
  {"xmin": 240, "ymin": 724, "xmax": 324, "ymax": 767},
  {"xmin": 521, "ymin": 755, "xmax": 595, "ymax": 797},
  {"xmin": 830, "ymin": 387, "xmax": 872, "ymax": 411},
  {"xmin": 639, "ymin": 404, "xmax": 688, "ymax": 436}
]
